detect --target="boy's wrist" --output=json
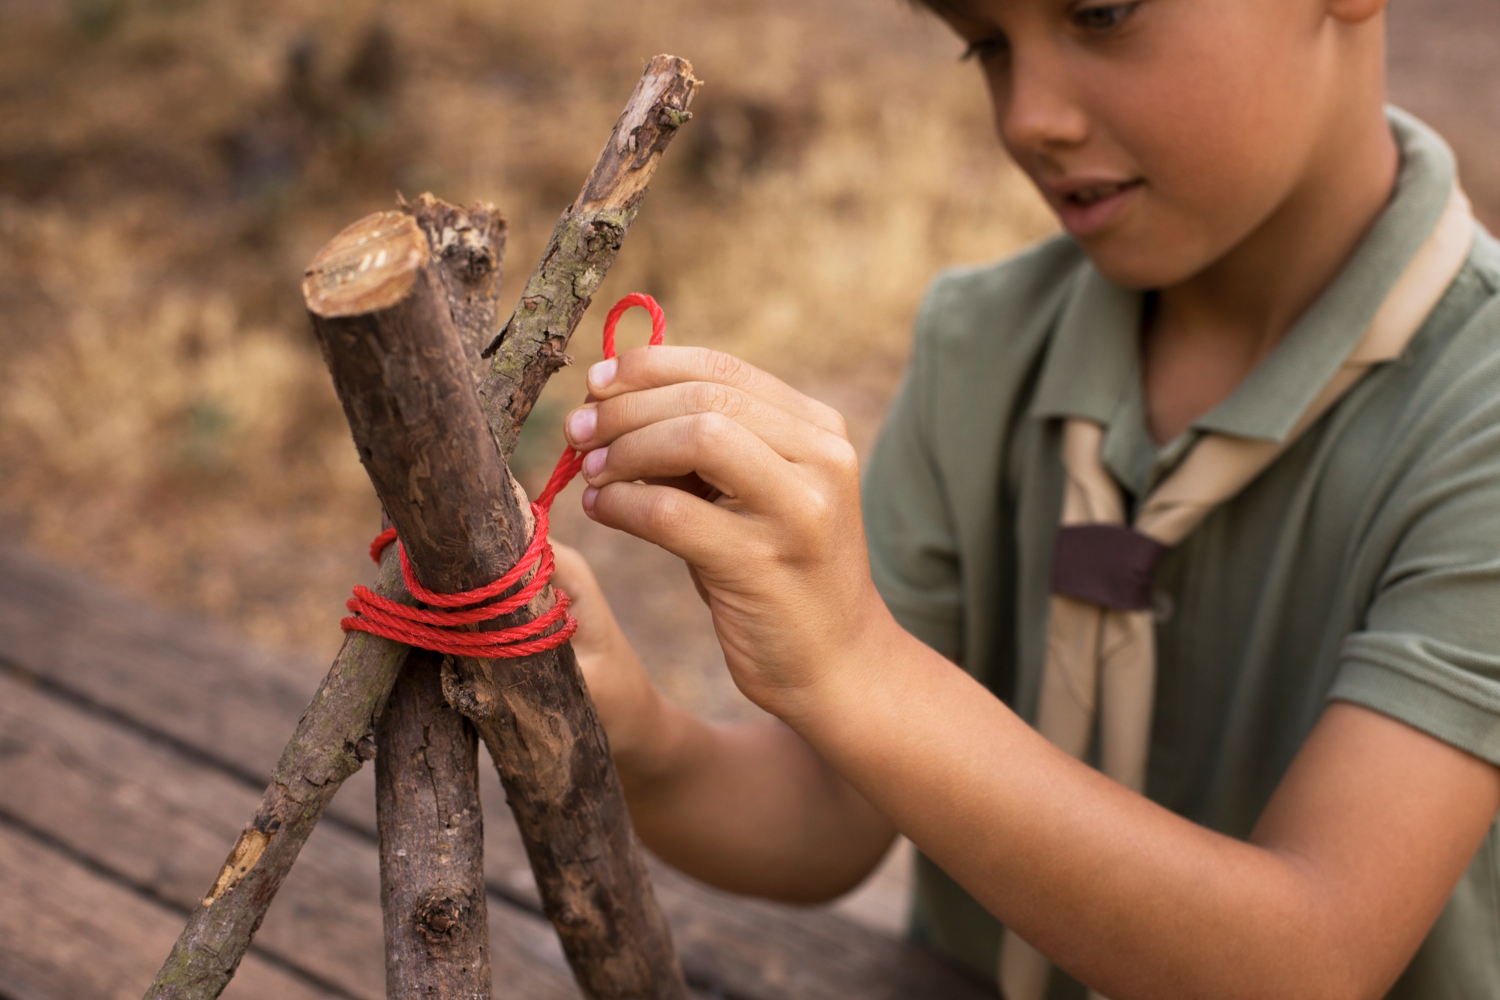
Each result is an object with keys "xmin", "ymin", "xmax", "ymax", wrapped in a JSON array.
[
  {"xmin": 610, "ymin": 690, "xmax": 695, "ymax": 796},
  {"xmin": 768, "ymin": 593, "xmax": 912, "ymax": 742}
]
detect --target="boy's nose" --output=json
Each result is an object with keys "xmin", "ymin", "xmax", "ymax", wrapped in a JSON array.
[{"xmin": 997, "ymin": 48, "xmax": 1091, "ymax": 156}]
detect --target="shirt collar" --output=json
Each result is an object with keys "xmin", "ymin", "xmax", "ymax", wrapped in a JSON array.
[{"xmin": 1028, "ymin": 108, "xmax": 1460, "ymax": 453}]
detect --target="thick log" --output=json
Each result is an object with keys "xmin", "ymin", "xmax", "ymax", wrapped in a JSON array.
[
  {"xmin": 305, "ymin": 203, "xmax": 686, "ymax": 999},
  {"xmin": 143, "ymin": 54, "xmax": 699, "ymax": 1000},
  {"xmin": 372, "ymin": 195, "xmax": 506, "ymax": 1000}
]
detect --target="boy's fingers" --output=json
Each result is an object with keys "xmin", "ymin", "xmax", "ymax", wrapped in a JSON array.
[
  {"xmin": 581, "ymin": 413, "xmax": 792, "ymax": 511},
  {"xmin": 566, "ymin": 381, "xmax": 836, "ymax": 463},
  {"xmin": 588, "ymin": 346, "xmax": 847, "ymax": 439},
  {"xmin": 585, "ymin": 480, "xmax": 749, "ymax": 571}
]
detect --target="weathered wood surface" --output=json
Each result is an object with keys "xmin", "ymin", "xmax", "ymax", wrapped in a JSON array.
[
  {"xmin": 0, "ymin": 545, "xmax": 993, "ymax": 1000},
  {"xmin": 0, "ymin": 659, "xmax": 578, "ymax": 1000},
  {"xmin": 376, "ymin": 657, "xmax": 492, "ymax": 999},
  {"xmin": 306, "ymin": 206, "xmax": 687, "ymax": 999},
  {"xmin": 0, "ymin": 820, "xmax": 336, "ymax": 1000},
  {"xmin": 404, "ymin": 192, "xmax": 508, "ymax": 364},
  {"xmin": 373, "ymin": 195, "xmax": 506, "ymax": 1000}
]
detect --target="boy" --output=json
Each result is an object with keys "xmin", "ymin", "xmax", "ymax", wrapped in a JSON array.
[{"xmin": 551, "ymin": 0, "xmax": 1500, "ymax": 996}]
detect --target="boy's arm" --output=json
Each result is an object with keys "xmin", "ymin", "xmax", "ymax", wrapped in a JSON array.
[
  {"xmin": 551, "ymin": 545, "xmax": 897, "ymax": 903},
  {"xmin": 813, "ymin": 634, "xmax": 1498, "ymax": 1000},
  {"xmin": 567, "ymin": 345, "xmax": 1500, "ymax": 1000}
]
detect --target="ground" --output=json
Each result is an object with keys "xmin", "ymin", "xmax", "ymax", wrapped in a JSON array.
[{"xmin": 1, "ymin": 0, "xmax": 1496, "ymax": 934}]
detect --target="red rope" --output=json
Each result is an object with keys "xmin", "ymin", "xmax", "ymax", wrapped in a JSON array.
[{"xmin": 342, "ymin": 293, "xmax": 667, "ymax": 659}]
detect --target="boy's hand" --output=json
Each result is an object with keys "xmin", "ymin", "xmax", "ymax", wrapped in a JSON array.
[
  {"xmin": 550, "ymin": 543, "xmax": 671, "ymax": 776},
  {"xmin": 563, "ymin": 346, "xmax": 894, "ymax": 719}
]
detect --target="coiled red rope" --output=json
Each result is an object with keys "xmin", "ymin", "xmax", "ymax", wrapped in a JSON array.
[{"xmin": 341, "ymin": 293, "xmax": 667, "ymax": 659}]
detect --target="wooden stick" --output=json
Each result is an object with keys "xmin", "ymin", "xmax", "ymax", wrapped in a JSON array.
[
  {"xmin": 374, "ymin": 195, "xmax": 506, "ymax": 1000},
  {"xmin": 452, "ymin": 54, "xmax": 699, "ymax": 998},
  {"xmin": 305, "ymin": 208, "xmax": 688, "ymax": 1000},
  {"xmin": 143, "ymin": 55, "xmax": 698, "ymax": 1000},
  {"xmin": 377, "ymin": 652, "xmax": 491, "ymax": 999},
  {"xmin": 479, "ymin": 53, "xmax": 701, "ymax": 454},
  {"xmin": 301, "ymin": 211, "xmax": 510, "ymax": 1000},
  {"xmin": 144, "ymin": 573, "xmax": 409, "ymax": 1000}
]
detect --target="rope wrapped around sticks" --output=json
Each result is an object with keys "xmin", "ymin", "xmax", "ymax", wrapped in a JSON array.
[{"xmin": 342, "ymin": 293, "xmax": 667, "ymax": 658}]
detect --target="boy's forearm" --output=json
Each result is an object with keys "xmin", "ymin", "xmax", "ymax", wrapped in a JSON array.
[
  {"xmin": 785, "ymin": 615, "xmax": 1497, "ymax": 1000},
  {"xmin": 616, "ymin": 699, "xmax": 896, "ymax": 903}
]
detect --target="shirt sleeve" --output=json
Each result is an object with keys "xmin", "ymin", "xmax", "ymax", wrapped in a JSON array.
[
  {"xmin": 862, "ymin": 286, "xmax": 966, "ymax": 663},
  {"xmin": 1332, "ymin": 360, "xmax": 1500, "ymax": 765}
]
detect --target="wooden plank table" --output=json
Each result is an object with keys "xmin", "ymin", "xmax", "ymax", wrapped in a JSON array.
[{"xmin": 0, "ymin": 544, "xmax": 990, "ymax": 1000}]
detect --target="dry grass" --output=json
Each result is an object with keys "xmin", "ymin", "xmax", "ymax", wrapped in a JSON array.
[{"xmin": 0, "ymin": 0, "xmax": 1053, "ymax": 703}]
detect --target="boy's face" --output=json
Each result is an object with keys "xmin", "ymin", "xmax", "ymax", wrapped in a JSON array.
[{"xmin": 935, "ymin": 0, "xmax": 1383, "ymax": 288}]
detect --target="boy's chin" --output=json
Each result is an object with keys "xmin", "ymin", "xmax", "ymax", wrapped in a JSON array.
[{"xmin": 1077, "ymin": 232, "xmax": 1212, "ymax": 293}]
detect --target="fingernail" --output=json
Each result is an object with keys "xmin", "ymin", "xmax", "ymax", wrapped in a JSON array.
[
  {"xmin": 566, "ymin": 406, "xmax": 596, "ymax": 444},
  {"xmin": 582, "ymin": 446, "xmax": 608, "ymax": 480},
  {"xmin": 582, "ymin": 486, "xmax": 599, "ymax": 516},
  {"xmin": 588, "ymin": 358, "xmax": 617, "ymax": 390}
]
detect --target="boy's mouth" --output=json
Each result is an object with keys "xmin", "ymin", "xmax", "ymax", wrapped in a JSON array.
[
  {"xmin": 1050, "ymin": 177, "xmax": 1145, "ymax": 237},
  {"xmin": 1064, "ymin": 179, "xmax": 1143, "ymax": 207}
]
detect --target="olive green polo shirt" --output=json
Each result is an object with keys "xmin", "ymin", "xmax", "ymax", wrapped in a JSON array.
[{"xmin": 863, "ymin": 109, "xmax": 1500, "ymax": 998}]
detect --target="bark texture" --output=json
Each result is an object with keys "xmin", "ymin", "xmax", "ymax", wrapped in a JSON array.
[
  {"xmin": 377, "ymin": 656, "xmax": 491, "ymax": 999},
  {"xmin": 376, "ymin": 194, "xmax": 506, "ymax": 1000}
]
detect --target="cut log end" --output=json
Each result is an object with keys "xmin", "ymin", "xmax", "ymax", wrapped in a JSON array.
[{"xmin": 303, "ymin": 211, "xmax": 429, "ymax": 318}]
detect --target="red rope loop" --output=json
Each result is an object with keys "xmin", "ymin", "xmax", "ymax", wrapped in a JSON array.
[{"xmin": 341, "ymin": 293, "xmax": 667, "ymax": 659}]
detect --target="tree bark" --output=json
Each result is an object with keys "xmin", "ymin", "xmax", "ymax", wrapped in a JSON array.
[
  {"xmin": 377, "ymin": 654, "xmax": 491, "ymax": 999},
  {"xmin": 144, "ymin": 54, "xmax": 698, "ymax": 1000},
  {"xmin": 375, "ymin": 194, "xmax": 506, "ymax": 1000}
]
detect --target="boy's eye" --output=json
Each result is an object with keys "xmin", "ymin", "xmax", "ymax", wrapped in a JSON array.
[
  {"xmin": 960, "ymin": 36, "xmax": 1011, "ymax": 64},
  {"xmin": 1071, "ymin": 2, "xmax": 1140, "ymax": 32}
]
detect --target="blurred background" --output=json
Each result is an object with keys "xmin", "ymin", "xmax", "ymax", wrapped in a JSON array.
[{"xmin": 0, "ymin": 0, "xmax": 1496, "ymax": 929}]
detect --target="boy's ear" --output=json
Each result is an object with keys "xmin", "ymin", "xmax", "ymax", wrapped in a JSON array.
[{"xmin": 1326, "ymin": 0, "xmax": 1387, "ymax": 24}]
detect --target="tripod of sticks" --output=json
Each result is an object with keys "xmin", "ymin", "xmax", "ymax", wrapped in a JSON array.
[{"xmin": 144, "ymin": 55, "xmax": 700, "ymax": 1000}]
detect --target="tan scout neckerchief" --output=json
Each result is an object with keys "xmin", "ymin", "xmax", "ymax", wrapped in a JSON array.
[{"xmin": 998, "ymin": 186, "xmax": 1476, "ymax": 1000}]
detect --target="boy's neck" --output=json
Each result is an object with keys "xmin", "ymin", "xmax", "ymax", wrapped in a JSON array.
[{"xmin": 1143, "ymin": 103, "xmax": 1401, "ymax": 445}]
